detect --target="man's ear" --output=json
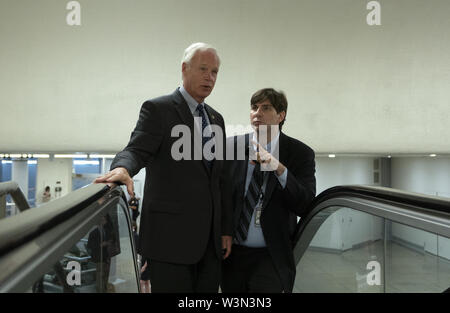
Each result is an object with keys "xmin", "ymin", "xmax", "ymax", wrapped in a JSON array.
[
  {"xmin": 182, "ymin": 62, "xmax": 188, "ymax": 74},
  {"xmin": 279, "ymin": 111, "xmax": 286, "ymax": 124}
]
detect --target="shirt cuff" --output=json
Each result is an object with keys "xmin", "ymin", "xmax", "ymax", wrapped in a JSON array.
[{"xmin": 276, "ymin": 168, "xmax": 288, "ymax": 189}]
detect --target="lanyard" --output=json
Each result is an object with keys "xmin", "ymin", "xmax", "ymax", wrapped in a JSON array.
[
  {"xmin": 254, "ymin": 170, "xmax": 269, "ymax": 227},
  {"xmin": 257, "ymin": 171, "xmax": 269, "ymax": 202}
]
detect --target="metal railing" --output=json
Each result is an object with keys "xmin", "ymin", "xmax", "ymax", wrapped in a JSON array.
[
  {"xmin": 292, "ymin": 185, "xmax": 450, "ymax": 293},
  {"xmin": 0, "ymin": 184, "xmax": 140, "ymax": 293},
  {"xmin": 0, "ymin": 181, "xmax": 30, "ymax": 219},
  {"xmin": 294, "ymin": 185, "xmax": 450, "ymax": 261}
]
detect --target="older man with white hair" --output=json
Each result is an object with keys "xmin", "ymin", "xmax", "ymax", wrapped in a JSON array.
[{"xmin": 94, "ymin": 43, "xmax": 232, "ymax": 292}]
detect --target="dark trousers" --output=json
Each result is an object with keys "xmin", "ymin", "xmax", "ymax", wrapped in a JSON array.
[
  {"xmin": 221, "ymin": 245, "xmax": 283, "ymax": 293},
  {"xmin": 148, "ymin": 233, "xmax": 220, "ymax": 293}
]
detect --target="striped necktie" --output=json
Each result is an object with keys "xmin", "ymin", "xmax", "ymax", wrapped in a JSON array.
[
  {"xmin": 235, "ymin": 162, "xmax": 263, "ymax": 242},
  {"xmin": 196, "ymin": 104, "xmax": 214, "ymax": 169}
]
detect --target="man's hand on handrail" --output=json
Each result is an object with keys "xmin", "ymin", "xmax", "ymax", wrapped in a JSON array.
[{"xmin": 94, "ymin": 167, "xmax": 135, "ymax": 198}]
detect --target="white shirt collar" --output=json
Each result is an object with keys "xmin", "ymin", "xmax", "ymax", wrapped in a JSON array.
[{"xmin": 179, "ymin": 86, "xmax": 204, "ymax": 115}]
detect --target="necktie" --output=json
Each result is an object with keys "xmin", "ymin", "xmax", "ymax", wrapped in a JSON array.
[
  {"xmin": 235, "ymin": 162, "xmax": 264, "ymax": 242},
  {"xmin": 196, "ymin": 104, "xmax": 214, "ymax": 169}
]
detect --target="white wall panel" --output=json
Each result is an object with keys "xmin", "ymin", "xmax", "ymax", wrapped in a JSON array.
[
  {"xmin": 1, "ymin": 0, "xmax": 450, "ymax": 153},
  {"xmin": 391, "ymin": 157, "xmax": 450, "ymax": 198},
  {"xmin": 316, "ymin": 157, "xmax": 375, "ymax": 194}
]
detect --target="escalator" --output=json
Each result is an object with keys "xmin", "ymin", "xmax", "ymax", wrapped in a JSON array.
[
  {"xmin": 0, "ymin": 184, "xmax": 140, "ymax": 293},
  {"xmin": 292, "ymin": 186, "xmax": 450, "ymax": 293},
  {"xmin": 0, "ymin": 183, "xmax": 449, "ymax": 293}
]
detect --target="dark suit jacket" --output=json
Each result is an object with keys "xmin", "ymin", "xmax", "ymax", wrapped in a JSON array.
[
  {"xmin": 227, "ymin": 132, "xmax": 316, "ymax": 292},
  {"xmin": 111, "ymin": 89, "xmax": 232, "ymax": 264}
]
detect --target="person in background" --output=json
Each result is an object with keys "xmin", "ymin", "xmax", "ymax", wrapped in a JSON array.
[
  {"xmin": 129, "ymin": 197, "xmax": 140, "ymax": 222},
  {"xmin": 131, "ymin": 219, "xmax": 151, "ymax": 293},
  {"xmin": 42, "ymin": 186, "xmax": 51, "ymax": 203},
  {"xmin": 140, "ymin": 258, "xmax": 151, "ymax": 293}
]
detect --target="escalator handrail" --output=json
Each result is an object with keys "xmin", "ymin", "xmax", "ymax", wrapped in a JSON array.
[
  {"xmin": 304, "ymin": 185, "xmax": 450, "ymax": 217},
  {"xmin": 0, "ymin": 184, "xmax": 111, "ymax": 258},
  {"xmin": 293, "ymin": 185, "xmax": 450, "ymax": 246},
  {"xmin": 0, "ymin": 185, "xmax": 140, "ymax": 292}
]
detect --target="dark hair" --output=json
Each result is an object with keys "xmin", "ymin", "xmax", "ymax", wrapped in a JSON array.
[
  {"xmin": 45, "ymin": 186, "xmax": 50, "ymax": 192},
  {"xmin": 250, "ymin": 88, "xmax": 288, "ymax": 130}
]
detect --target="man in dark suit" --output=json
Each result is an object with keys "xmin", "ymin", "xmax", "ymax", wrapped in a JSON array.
[
  {"xmin": 94, "ymin": 43, "xmax": 232, "ymax": 292},
  {"xmin": 222, "ymin": 88, "xmax": 316, "ymax": 293}
]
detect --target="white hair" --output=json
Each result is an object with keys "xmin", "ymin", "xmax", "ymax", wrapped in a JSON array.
[{"xmin": 181, "ymin": 42, "xmax": 220, "ymax": 66}]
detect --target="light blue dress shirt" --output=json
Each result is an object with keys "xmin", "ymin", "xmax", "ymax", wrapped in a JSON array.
[
  {"xmin": 179, "ymin": 86, "xmax": 216, "ymax": 155},
  {"xmin": 179, "ymin": 86, "xmax": 212, "ymax": 126},
  {"xmin": 240, "ymin": 132, "xmax": 288, "ymax": 248}
]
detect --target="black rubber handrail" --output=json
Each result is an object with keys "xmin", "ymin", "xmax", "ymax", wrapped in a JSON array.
[
  {"xmin": 0, "ymin": 185, "xmax": 140, "ymax": 293},
  {"xmin": 0, "ymin": 184, "xmax": 111, "ymax": 257},
  {"xmin": 293, "ymin": 185, "xmax": 450, "ymax": 245},
  {"xmin": 304, "ymin": 185, "xmax": 450, "ymax": 215}
]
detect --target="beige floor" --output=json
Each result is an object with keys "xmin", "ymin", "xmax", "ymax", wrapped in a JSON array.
[
  {"xmin": 294, "ymin": 240, "xmax": 450, "ymax": 293},
  {"xmin": 106, "ymin": 238, "xmax": 140, "ymax": 293}
]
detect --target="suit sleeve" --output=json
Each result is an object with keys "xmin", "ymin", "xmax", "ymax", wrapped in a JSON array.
[
  {"xmin": 110, "ymin": 101, "xmax": 164, "ymax": 177},
  {"xmin": 280, "ymin": 147, "xmax": 316, "ymax": 216}
]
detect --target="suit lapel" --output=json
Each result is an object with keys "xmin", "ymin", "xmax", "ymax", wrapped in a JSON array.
[
  {"xmin": 235, "ymin": 134, "xmax": 250, "ymax": 220},
  {"xmin": 173, "ymin": 89, "xmax": 195, "ymax": 131},
  {"xmin": 241, "ymin": 134, "xmax": 250, "ymax": 199},
  {"xmin": 204, "ymin": 104, "xmax": 217, "ymax": 126},
  {"xmin": 172, "ymin": 89, "xmax": 207, "ymax": 174},
  {"xmin": 204, "ymin": 104, "xmax": 219, "ymax": 176},
  {"xmin": 262, "ymin": 174, "xmax": 277, "ymax": 209}
]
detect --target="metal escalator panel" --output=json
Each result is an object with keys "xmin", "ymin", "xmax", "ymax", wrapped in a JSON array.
[
  {"xmin": 293, "ymin": 196, "xmax": 450, "ymax": 293},
  {"xmin": 26, "ymin": 200, "xmax": 139, "ymax": 293},
  {"xmin": 294, "ymin": 206, "xmax": 385, "ymax": 293},
  {"xmin": 0, "ymin": 186, "xmax": 140, "ymax": 293},
  {"xmin": 384, "ymin": 221, "xmax": 450, "ymax": 292}
]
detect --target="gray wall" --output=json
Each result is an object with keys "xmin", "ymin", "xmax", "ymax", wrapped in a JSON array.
[
  {"xmin": 316, "ymin": 156, "xmax": 375, "ymax": 194},
  {"xmin": 391, "ymin": 157, "xmax": 450, "ymax": 198},
  {"xmin": 1, "ymin": 0, "xmax": 450, "ymax": 154}
]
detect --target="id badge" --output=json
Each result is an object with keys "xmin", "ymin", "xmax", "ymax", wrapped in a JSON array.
[{"xmin": 255, "ymin": 206, "xmax": 262, "ymax": 227}]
